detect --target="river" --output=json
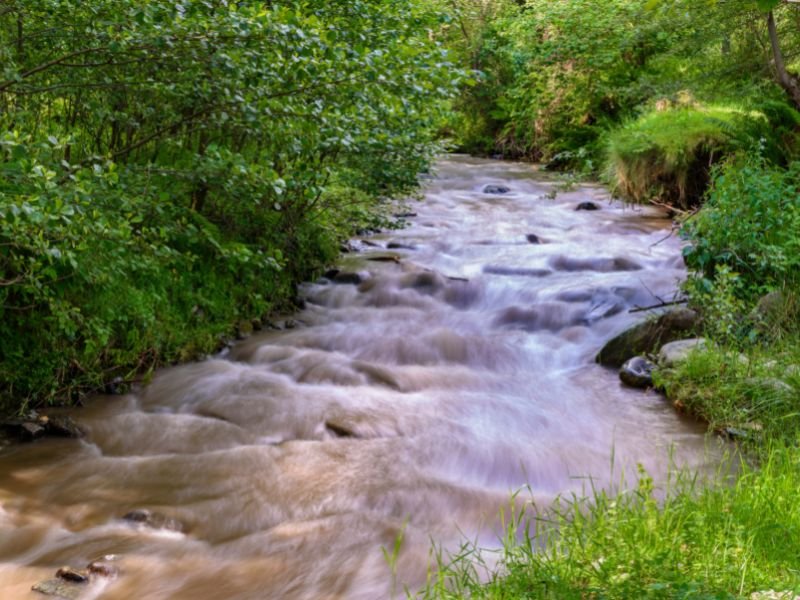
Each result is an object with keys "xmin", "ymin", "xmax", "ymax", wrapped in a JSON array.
[{"xmin": 0, "ymin": 156, "xmax": 716, "ymax": 599}]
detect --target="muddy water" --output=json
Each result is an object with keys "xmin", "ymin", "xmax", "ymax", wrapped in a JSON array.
[{"xmin": 0, "ymin": 156, "xmax": 715, "ymax": 599}]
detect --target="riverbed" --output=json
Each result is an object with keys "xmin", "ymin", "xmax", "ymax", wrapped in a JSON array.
[{"xmin": 0, "ymin": 156, "xmax": 716, "ymax": 599}]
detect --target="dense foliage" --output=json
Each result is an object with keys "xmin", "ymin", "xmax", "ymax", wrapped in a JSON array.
[
  {"xmin": 0, "ymin": 0, "xmax": 460, "ymax": 411},
  {"xmin": 424, "ymin": 1, "xmax": 800, "ymax": 598},
  {"xmin": 444, "ymin": 0, "xmax": 800, "ymax": 189}
]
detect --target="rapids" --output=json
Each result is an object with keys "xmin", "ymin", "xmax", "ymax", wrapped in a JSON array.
[{"xmin": 0, "ymin": 156, "xmax": 716, "ymax": 599}]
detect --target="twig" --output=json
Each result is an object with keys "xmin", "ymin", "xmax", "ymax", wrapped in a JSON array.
[{"xmin": 629, "ymin": 299, "xmax": 688, "ymax": 313}]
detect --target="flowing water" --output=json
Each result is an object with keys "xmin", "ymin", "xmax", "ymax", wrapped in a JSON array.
[{"xmin": 0, "ymin": 156, "xmax": 717, "ymax": 599}]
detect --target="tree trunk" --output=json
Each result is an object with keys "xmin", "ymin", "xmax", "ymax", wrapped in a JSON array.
[{"xmin": 767, "ymin": 10, "xmax": 800, "ymax": 110}]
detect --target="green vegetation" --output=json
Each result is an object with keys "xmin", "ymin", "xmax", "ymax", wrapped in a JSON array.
[
  {"xmin": 0, "ymin": 1, "xmax": 460, "ymax": 412},
  {"xmin": 605, "ymin": 103, "xmax": 799, "ymax": 207},
  {"xmin": 420, "ymin": 1, "xmax": 800, "ymax": 598},
  {"xmin": 422, "ymin": 450, "xmax": 800, "ymax": 599}
]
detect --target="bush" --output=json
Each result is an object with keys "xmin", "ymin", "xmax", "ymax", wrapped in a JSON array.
[{"xmin": 682, "ymin": 156, "xmax": 800, "ymax": 303}]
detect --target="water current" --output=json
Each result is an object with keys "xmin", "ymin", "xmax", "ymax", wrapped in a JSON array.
[{"xmin": 0, "ymin": 156, "xmax": 717, "ymax": 599}]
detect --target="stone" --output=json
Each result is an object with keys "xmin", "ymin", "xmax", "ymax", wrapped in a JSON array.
[
  {"xmin": 525, "ymin": 234, "xmax": 541, "ymax": 244},
  {"xmin": 658, "ymin": 338, "xmax": 707, "ymax": 367},
  {"xmin": 754, "ymin": 290, "xmax": 785, "ymax": 322},
  {"xmin": 43, "ymin": 416, "xmax": 83, "ymax": 438},
  {"xmin": 596, "ymin": 308, "xmax": 702, "ymax": 367},
  {"xmin": 619, "ymin": 356, "xmax": 656, "ymax": 388},
  {"xmin": 366, "ymin": 255, "xmax": 401, "ymax": 263},
  {"xmin": 575, "ymin": 201, "xmax": 600, "ymax": 211},
  {"xmin": 122, "ymin": 509, "xmax": 183, "ymax": 532},
  {"xmin": 31, "ymin": 579, "xmax": 84, "ymax": 599},
  {"xmin": 324, "ymin": 269, "xmax": 365, "ymax": 285},
  {"xmin": 87, "ymin": 557, "xmax": 120, "ymax": 579},
  {"xmin": 386, "ymin": 242, "xmax": 417, "ymax": 250},
  {"xmin": 56, "ymin": 568, "xmax": 89, "ymax": 583},
  {"xmin": 483, "ymin": 184, "xmax": 511, "ymax": 194},
  {"xmin": 393, "ymin": 211, "xmax": 417, "ymax": 218}
]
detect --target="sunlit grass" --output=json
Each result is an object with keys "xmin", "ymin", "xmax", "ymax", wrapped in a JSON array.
[{"xmin": 419, "ymin": 444, "xmax": 800, "ymax": 599}]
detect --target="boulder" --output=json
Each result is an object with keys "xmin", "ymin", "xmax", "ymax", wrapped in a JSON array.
[
  {"xmin": 658, "ymin": 338, "xmax": 707, "ymax": 367},
  {"xmin": 483, "ymin": 184, "xmax": 511, "ymax": 194},
  {"xmin": 619, "ymin": 356, "xmax": 656, "ymax": 388},
  {"xmin": 575, "ymin": 201, "xmax": 600, "ymax": 211},
  {"xmin": 596, "ymin": 307, "xmax": 701, "ymax": 367}
]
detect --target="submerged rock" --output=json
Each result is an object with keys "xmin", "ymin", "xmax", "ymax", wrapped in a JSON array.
[
  {"xmin": 619, "ymin": 356, "xmax": 655, "ymax": 388},
  {"xmin": 658, "ymin": 338, "xmax": 707, "ymax": 367},
  {"xmin": 575, "ymin": 201, "xmax": 600, "ymax": 211},
  {"xmin": 386, "ymin": 242, "xmax": 417, "ymax": 250},
  {"xmin": 122, "ymin": 509, "xmax": 183, "ymax": 532},
  {"xmin": 596, "ymin": 307, "xmax": 701, "ymax": 367},
  {"xmin": 32, "ymin": 578, "xmax": 84, "ymax": 599},
  {"xmin": 483, "ymin": 184, "xmax": 510, "ymax": 194}
]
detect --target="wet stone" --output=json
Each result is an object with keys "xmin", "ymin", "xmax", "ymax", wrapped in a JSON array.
[
  {"xmin": 597, "ymin": 308, "xmax": 702, "ymax": 367},
  {"xmin": 325, "ymin": 269, "xmax": 365, "ymax": 285},
  {"xmin": 32, "ymin": 578, "xmax": 84, "ymax": 599},
  {"xmin": 575, "ymin": 201, "xmax": 600, "ymax": 211},
  {"xmin": 526, "ymin": 234, "xmax": 541, "ymax": 244},
  {"xmin": 56, "ymin": 567, "xmax": 89, "ymax": 583},
  {"xmin": 483, "ymin": 184, "xmax": 510, "ymax": 194},
  {"xmin": 325, "ymin": 420, "xmax": 359, "ymax": 439},
  {"xmin": 122, "ymin": 509, "xmax": 183, "ymax": 532},
  {"xmin": 87, "ymin": 557, "xmax": 120, "ymax": 579},
  {"xmin": 387, "ymin": 242, "xmax": 417, "ymax": 250},
  {"xmin": 483, "ymin": 266, "xmax": 552, "ymax": 278},
  {"xmin": 619, "ymin": 356, "xmax": 656, "ymax": 389},
  {"xmin": 393, "ymin": 211, "xmax": 417, "ymax": 218}
]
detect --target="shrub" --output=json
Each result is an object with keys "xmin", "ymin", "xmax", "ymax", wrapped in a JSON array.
[{"xmin": 681, "ymin": 156, "xmax": 800, "ymax": 303}]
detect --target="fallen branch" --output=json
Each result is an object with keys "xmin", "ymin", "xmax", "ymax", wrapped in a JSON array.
[{"xmin": 629, "ymin": 299, "xmax": 688, "ymax": 313}]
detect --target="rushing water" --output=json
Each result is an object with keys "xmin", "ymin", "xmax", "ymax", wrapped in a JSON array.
[{"xmin": 0, "ymin": 156, "xmax": 716, "ymax": 599}]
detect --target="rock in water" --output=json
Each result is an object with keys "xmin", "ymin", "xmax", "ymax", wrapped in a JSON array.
[
  {"xmin": 482, "ymin": 184, "xmax": 510, "ymax": 194},
  {"xmin": 32, "ymin": 579, "xmax": 84, "ymax": 599},
  {"xmin": 658, "ymin": 338, "xmax": 707, "ymax": 367},
  {"xmin": 575, "ymin": 201, "xmax": 600, "ymax": 211},
  {"xmin": 619, "ymin": 356, "xmax": 656, "ymax": 388},
  {"xmin": 55, "ymin": 568, "xmax": 88, "ymax": 583},
  {"xmin": 596, "ymin": 307, "xmax": 701, "ymax": 367},
  {"xmin": 122, "ymin": 509, "xmax": 183, "ymax": 532}
]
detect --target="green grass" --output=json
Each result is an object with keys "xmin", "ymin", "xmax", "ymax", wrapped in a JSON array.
[
  {"xmin": 656, "ymin": 340, "xmax": 800, "ymax": 452},
  {"xmin": 605, "ymin": 104, "xmax": 762, "ymax": 207},
  {"xmin": 420, "ymin": 445, "xmax": 800, "ymax": 599}
]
